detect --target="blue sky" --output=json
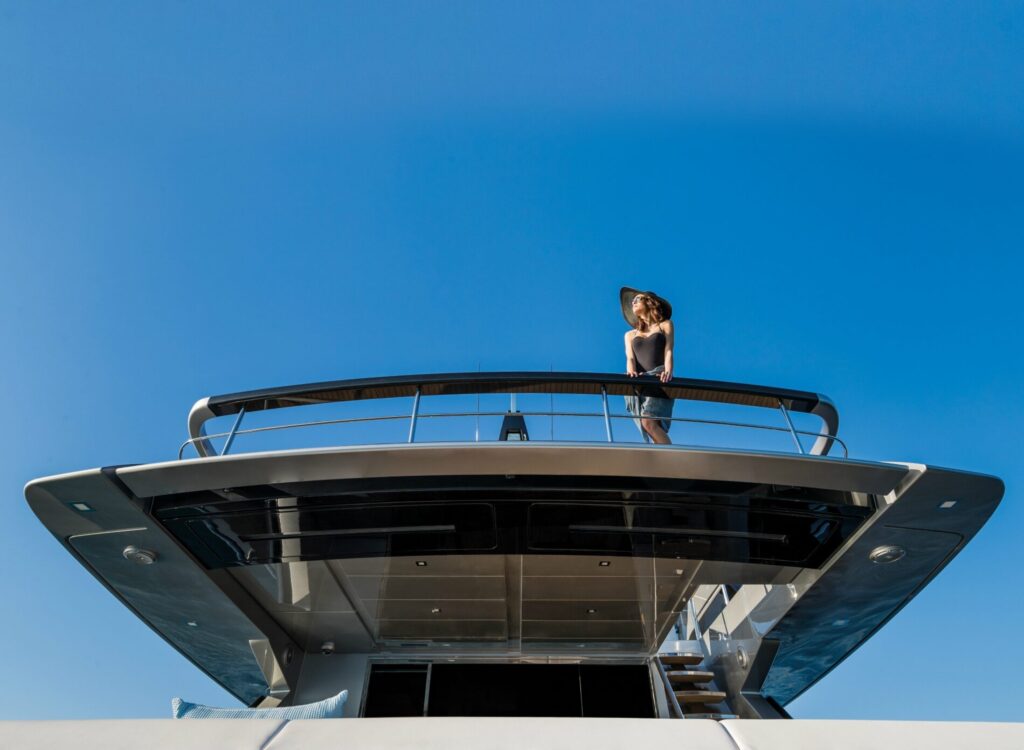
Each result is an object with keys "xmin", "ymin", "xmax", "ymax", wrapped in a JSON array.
[{"xmin": 1, "ymin": 1, "xmax": 1022, "ymax": 720}]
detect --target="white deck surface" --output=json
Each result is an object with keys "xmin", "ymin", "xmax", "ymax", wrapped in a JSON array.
[{"xmin": 2, "ymin": 718, "xmax": 1023, "ymax": 750}]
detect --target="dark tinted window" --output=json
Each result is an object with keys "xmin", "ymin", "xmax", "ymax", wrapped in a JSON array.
[{"xmin": 363, "ymin": 664, "xmax": 428, "ymax": 717}]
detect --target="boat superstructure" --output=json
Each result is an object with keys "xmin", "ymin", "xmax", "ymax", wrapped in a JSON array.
[{"xmin": 26, "ymin": 372, "xmax": 1003, "ymax": 720}]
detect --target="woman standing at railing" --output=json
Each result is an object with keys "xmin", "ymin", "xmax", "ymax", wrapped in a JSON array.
[{"xmin": 622, "ymin": 287, "xmax": 675, "ymax": 444}]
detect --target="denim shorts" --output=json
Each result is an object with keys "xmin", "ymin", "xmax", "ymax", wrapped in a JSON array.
[{"xmin": 624, "ymin": 365, "xmax": 674, "ymax": 437}]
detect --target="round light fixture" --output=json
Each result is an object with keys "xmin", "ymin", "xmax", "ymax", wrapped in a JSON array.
[
  {"xmin": 122, "ymin": 546, "xmax": 157, "ymax": 565},
  {"xmin": 869, "ymin": 545, "xmax": 906, "ymax": 564}
]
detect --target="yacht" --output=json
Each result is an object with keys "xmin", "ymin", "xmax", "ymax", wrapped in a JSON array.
[{"xmin": 14, "ymin": 372, "xmax": 1020, "ymax": 748}]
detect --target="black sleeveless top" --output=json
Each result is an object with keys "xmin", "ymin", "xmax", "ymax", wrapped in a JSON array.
[{"xmin": 631, "ymin": 331, "xmax": 666, "ymax": 372}]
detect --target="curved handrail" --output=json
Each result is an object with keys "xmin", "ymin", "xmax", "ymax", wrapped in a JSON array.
[
  {"xmin": 178, "ymin": 410, "xmax": 848, "ymax": 460},
  {"xmin": 187, "ymin": 372, "xmax": 840, "ymax": 458}
]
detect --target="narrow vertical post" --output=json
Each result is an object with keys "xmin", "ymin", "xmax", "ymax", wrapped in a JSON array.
[
  {"xmin": 635, "ymin": 386, "xmax": 650, "ymax": 443},
  {"xmin": 688, "ymin": 598, "xmax": 702, "ymax": 641},
  {"xmin": 549, "ymin": 365, "xmax": 554, "ymax": 441},
  {"xmin": 601, "ymin": 385, "xmax": 613, "ymax": 442},
  {"xmin": 422, "ymin": 662, "xmax": 433, "ymax": 716},
  {"xmin": 408, "ymin": 387, "xmax": 421, "ymax": 443},
  {"xmin": 549, "ymin": 390, "xmax": 554, "ymax": 441},
  {"xmin": 220, "ymin": 404, "xmax": 246, "ymax": 456},
  {"xmin": 778, "ymin": 399, "xmax": 805, "ymax": 454}
]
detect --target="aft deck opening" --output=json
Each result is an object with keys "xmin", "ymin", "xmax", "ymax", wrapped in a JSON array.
[{"xmin": 363, "ymin": 662, "xmax": 654, "ymax": 717}]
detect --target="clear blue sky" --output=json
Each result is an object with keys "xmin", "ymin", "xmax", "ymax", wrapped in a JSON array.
[{"xmin": 1, "ymin": 1, "xmax": 1022, "ymax": 721}]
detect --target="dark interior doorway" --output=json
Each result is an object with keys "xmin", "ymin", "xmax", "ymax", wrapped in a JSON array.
[{"xmin": 363, "ymin": 662, "xmax": 654, "ymax": 718}]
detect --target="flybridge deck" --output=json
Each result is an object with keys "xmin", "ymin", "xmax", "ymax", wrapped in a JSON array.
[{"xmin": 26, "ymin": 372, "xmax": 1002, "ymax": 719}]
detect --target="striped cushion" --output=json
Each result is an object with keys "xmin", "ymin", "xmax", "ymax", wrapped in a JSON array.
[{"xmin": 172, "ymin": 690, "xmax": 347, "ymax": 719}]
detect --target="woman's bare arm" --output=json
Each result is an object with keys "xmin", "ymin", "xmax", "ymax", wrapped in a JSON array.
[
  {"xmin": 624, "ymin": 331, "xmax": 639, "ymax": 376},
  {"xmin": 659, "ymin": 320, "xmax": 675, "ymax": 382}
]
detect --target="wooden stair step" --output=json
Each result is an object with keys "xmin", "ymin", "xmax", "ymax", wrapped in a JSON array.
[
  {"xmin": 666, "ymin": 670, "xmax": 714, "ymax": 684},
  {"xmin": 675, "ymin": 690, "xmax": 727, "ymax": 705},
  {"xmin": 659, "ymin": 654, "xmax": 703, "ymax": 667}
]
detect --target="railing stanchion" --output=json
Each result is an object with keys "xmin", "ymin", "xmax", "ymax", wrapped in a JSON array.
[
  {"xmin": 638, "ymin": 385, "xmax": 651, "ymax": 444},
  {"xmin": 408, "ymin": 387, "xmax": 421, "ymax": 443},
  {"xmin": 778, "ymin": 399, "xmax": 805, "ymax": 454},
  {"xmin": 601, "ymin": 386, "xmax": 613, "ymax": 442},
  {"xmin": 688, "ymin": 598, "xmax": 702, "ymax": 641},
  {"xmin": 220, "ymin": 404, "xmax": 247, "ymax": 456}
]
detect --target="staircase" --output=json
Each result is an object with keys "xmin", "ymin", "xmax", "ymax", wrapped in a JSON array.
[{"xmin": 657, "ymin": 652, "xmax": 734, "ymax": 719}]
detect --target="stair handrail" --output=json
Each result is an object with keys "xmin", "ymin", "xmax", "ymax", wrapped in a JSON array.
[{"xmin": 655, "ymin": 658, "xmax": 686, "ymax": 719}]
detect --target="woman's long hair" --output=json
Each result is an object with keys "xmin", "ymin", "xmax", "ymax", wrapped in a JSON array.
[{"xmin": 634, "ymin": 295, "xmax": 666, "ymax": 333}]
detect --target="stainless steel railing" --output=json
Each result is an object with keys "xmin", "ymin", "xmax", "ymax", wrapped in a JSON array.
[
  {"xmin": 178, "ymin": 402, "xmax": 847, "ymax": 459},
  {"xmin": 183, "ymin": 372, "xmax": 843, "ymax": 459}
]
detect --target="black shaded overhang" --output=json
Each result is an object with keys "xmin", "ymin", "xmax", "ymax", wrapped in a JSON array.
[{"xmin": 151, "ymin": 474, "xmax": 872, "ymax": 571}]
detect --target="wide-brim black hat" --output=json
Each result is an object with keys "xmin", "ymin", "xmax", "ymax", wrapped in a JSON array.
[{"xmin": 620, "ymin": 287, "xmax": 673, "ymax": 328}]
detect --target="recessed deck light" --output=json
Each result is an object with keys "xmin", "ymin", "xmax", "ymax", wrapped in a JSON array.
[
  {"xmin": 69, "ymin": 502, "xmax": 94, "ymax": 512},
  {"xmin": 586, "ymin": 608, "xmax": 597, "ymax": 614},
  {"xmin": 869, "ymin": 545, "xmax": 906, "ymax": 564},
  {"xmin": 431, "ymin": 607, "xmax": 441, "ymax": 614},
  {"xmin": 598, "ymin": 561, "xmax": 611, "ymax": 567},
  {"xmin": 939, "ymin": 500, "xmax": 958, "ymax": 509},
  {"xmin": 416, "ymin": 561, "xmax": 428, "ymax": 567},
  {"xmin": 122, "ymin": 546, "xmax": 157, "ymax": 565}
]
